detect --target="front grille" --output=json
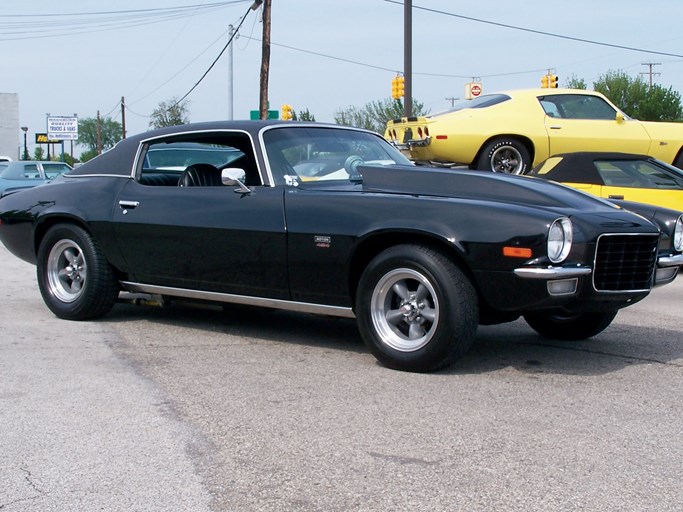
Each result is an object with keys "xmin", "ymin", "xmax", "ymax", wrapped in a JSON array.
[{"xmin": 593, "ymin": 233, "xmax": 659, "ymax": 292}]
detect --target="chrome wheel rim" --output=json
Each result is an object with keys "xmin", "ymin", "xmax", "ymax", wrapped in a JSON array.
[
  {"xmin": 46, "ymin": 238, "xmax": 87, "ymax": 303},
  {"xmin": 370, "ymin": 268, "xmax": 439, "ymax": 352},
  {"xmin": 491, "ymin": 145, "xmax": 523, "ymax": 174}
]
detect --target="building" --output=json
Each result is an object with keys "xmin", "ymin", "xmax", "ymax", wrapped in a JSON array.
[{"xmin": 0, "ymin": 93, "xmax": 20, "ymax": 160}]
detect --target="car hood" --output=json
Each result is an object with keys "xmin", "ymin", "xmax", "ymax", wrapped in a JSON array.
[{"xmin": 359, "ymin": 164, "xmax": 621, "ymax": 212}]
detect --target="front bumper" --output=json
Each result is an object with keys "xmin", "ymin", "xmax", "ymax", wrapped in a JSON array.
[{"xmin": 511, "ymin": 252, "xmax": 682, "ymax": 300}]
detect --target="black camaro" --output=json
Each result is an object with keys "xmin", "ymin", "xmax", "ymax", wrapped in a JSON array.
[{"xmin": 1, "ymin": 121, "xmax": 682, "ymax": 372}]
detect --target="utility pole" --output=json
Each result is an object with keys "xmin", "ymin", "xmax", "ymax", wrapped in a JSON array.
[
  {"xmin": 640, "ymin": 62, "xmax": 661, "ymax": 88},
  {"xmin": 445, "ymin": 97, "xmax": 459, "ymax": 107},
  {"xmin": 403, "ymin": 0, "xmax": 412, "ymax": 118},
  {"xmin": 227, "ymin": 24, "xmax": 234, "ymax": 120},
  {"xmin": 121, "ymin": 96, "xmax": 126, "ymax": 139},
  {"xmin": 96, "ymin": 110, "xmax": 102, "ymax": 155},
  {"xmin": 259, "ymin": 0, "xmax": 271, "ymax": 120}
]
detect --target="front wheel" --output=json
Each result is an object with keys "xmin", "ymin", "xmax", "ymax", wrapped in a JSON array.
[
  {"xmin": 476, "ymin": 138, "xmax": 530, "ymax": 174},
  {"xmin": 523, "ymin": 311, "xmax": 618, "ymax": 340},
  {"xmin": 355, "ymin": 245, "xmax": 478, "ymax": 372},
  {"xmin": 37, "ymin": 224, "xmax": 119, "ymax": 320}
]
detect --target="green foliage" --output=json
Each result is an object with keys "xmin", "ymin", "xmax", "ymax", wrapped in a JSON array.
[
  {"xmin": 79, "ymin": 149, "xmax": 99, "ymax": 163},
  {"xmin": 33, "ymin": 147, "xmax": 45, "ymax": 160},
  {"xmin": 62, "ymin": 153, "xmax": 78, "ymax": 167},
  {"xmin": 295, "ymin": 108, "xmax": 316, "ymax": 121},
  {"xmin": 593, "ymin": 70, "xmax": 683, "ymax": 121},
  {"xmin": 78, "ymin": 116, "xmax": 123, "ymax": 157},
  {"xmin": 334, "ymin": 98, "xmax": 429, "ymax": 134},
  {"xmin": 149, "ymin": 97, "xmax": 191, "ymax": 129},
  {"xmin": 564, "ymin": 74, "xmax": 587, "ymax": 90}
]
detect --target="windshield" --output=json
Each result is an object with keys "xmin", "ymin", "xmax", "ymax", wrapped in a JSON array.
[
  {"xmin": 595, "ymin": 159, "xmax": 683, "ymax": 189},
  {"xmin": 263, "ymin": 126, "xmax": 412, "ymax": 184}
]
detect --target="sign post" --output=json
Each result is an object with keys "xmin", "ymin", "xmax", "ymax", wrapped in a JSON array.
[
  {"xmin": 47, "ymin": 116, "xmax": 79, "ymax": 141},
  {"xmin": 46, "ymin": 116, "xmax": 78, "ymax": 162}
]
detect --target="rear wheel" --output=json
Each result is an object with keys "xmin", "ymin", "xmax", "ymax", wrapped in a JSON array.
[
  {"xmin": 37, "ymin": 224, "xmax": 119, "ymax": 320},
  {"xmin": 355, "ymin": 245, "xmax": 478, "ymax": 372},
  {"xmin": 476, "ymin": 138, "xmax": 530, "ymax": 174},
  {"xmin": 523, "ymin": 310, "xmax": 618, "ymax": 340}
]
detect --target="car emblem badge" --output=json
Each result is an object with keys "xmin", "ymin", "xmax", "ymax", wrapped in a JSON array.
[{"xmin": 315, "ymin": 235, "xmax": 331, "ymax": 248}]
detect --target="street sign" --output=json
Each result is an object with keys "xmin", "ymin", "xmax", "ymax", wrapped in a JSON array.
[
  {"xmin": 47, "ymin": 116, "xmax": 79, "ymax": 141},
  {"xmin": 465, "ymin": 82, "xmax": 483, "ymax": 100},
  {"xmin": 35, "ymin": 133, "xmax": 61, "ymax": 144},
  {"xmin": 250, "ymin": 110, "xmax": 279, "ymax": 120}
]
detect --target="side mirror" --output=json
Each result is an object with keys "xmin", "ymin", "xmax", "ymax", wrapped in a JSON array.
[
  {"xmin": 615, "ymin": 112, "xmax": 625, "ymax": 123},
  {"xmin": 221, "ymin": 168, "xmax": 251, "ymax": 194}
]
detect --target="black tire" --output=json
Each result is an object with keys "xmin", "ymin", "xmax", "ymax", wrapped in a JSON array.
[
  {"xmin": 523, "ymin": 310, "xmax": 618, "ymax": 341},
  {"xmin": 355, "ymin": 245, "xmax": 478, "ymax": 372},
  {"xmin": 37, "ymin": 224, "xmax": 119, "ymax": 320},
  {"xmin": 476, "ymin": 138, "xmax": 530, "ymax": 174}
]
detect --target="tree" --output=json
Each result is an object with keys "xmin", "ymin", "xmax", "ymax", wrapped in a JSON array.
[
  {"xmin": 78, "ymin": 116, "xmax": 123, "ymax": 161},
  {"xmin": 79, "ymin": 149, "xmax": 98, "ymax": 163},
  {"xmin": 593, "ymin": 70, "xmax": 682, "ymax": 122},
  {"xmin": 334, "ymin": 98, "xmax": 429, "ymax": 134},
  {"xmin": 149, "ymin": 97, "xmax": 190, "ymax": 129},
  {"xmin": 564, "ymin": 74, "xmax": 587, "ymax": 90},
  {"xmin": 33, "ymin": 146, "xmax": 45, "ymax": 161},
  {"xmin": 294, "ymin": 108, "xmax": 316, "ymax": 121}
]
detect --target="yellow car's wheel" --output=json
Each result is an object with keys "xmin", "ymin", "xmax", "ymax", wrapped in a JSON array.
[{"xmin": 477, "ymin": 138, "xmax": 530, "ymax": 174}]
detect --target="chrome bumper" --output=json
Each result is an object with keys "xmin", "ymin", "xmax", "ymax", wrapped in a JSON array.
[
  {"xmin": 513, "ymin": 266, "xmax": 592, "ymax": 279},
  {"xmin": 657, "ymin": 253, "xmax": 683, "ymax": 268},
  {"xmin": 514, "ymin": 253, "xmax": 682, "ymax": 290}
]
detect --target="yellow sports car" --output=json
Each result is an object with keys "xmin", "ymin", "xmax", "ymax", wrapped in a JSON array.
[
  {"xmin": 385, "ymin": 89, "xmax": 683, "ymax": 174},
  {"xmin": 527, "ymin": 152, "xmax": 683, "ymax": 211}
]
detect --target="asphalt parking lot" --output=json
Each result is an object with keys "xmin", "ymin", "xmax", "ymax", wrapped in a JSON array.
[{"xmin": 1, "ymin": 244, "xmax": 682, "ymax": 511}]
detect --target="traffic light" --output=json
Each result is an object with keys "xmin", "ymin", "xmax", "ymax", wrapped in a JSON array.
[
  {"xmin": 541, "ymin": 74, "xmax": 559, "ymax": 88},
  {"xmin": 281, "ymin": 104, "xmax": 293, "ymax": 121},
  {"xmin": 391, "ymin": 75, "xmax": 404, "ymax": 99}
]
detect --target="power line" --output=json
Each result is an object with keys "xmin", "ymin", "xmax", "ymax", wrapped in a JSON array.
[
  {"xmin": 240, "ymin": 35, "xmax": 548, "ymax": 79},
  {"xmin": 0, "ymin": 2, "xmax": 250, "ymax": 41},
  {"xmin": 172, "ymin": 1, "xmax": 261, "ymax": 106},
  {"xmin": 382, "ymin": 0, "xmax": 683, "ymax": 59}
]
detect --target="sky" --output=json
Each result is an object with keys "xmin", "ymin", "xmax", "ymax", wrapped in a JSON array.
[{"xmin": 2, "ymin": 0, "xmax": 683, "ymax": 157}]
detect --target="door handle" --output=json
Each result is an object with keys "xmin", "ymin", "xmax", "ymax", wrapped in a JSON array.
[
  {"xmin": 608, "ymin": 195, "xmax": 625, "ymax": 200},
  {"xmin": 118, "ymin": 200, "xmax": 140, "ymax": 214}
]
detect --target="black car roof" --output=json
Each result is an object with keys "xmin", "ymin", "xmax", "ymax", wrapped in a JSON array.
[{"xmin": 530, "ymin": 152, "xmax": 652, "ymax": 185}]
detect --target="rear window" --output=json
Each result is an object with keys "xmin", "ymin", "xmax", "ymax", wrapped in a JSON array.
[
  {"xmin": 42, "ymin": 163, "xmax": 72, "ymax": 178},
  {"xmin": 435, "ymin": 94, "xmax": 511, "ymax": 116}
]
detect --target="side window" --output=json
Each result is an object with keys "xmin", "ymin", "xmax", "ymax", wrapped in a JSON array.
[
  {"xmin": 553, "ymin": 95, "xmax": 617, "ymax": 120},
  {"xmin": 23, "ymin": 164, "xmax": 40, "ymax": 179},
  {"xmin": 137, "ymin": 134, "xmax": 261, "ymax": 187},
  {"xmin": 540, "ymin": 100, "xmax": 560, "ymax": 118}
]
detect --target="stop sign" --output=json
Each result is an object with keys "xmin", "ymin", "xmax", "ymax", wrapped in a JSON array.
[{"xmin": 471, "ymin": 84, "xmax": 482, "ymax": 97}]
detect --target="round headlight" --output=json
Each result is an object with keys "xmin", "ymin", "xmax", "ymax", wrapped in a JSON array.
[
  {"xmin": 547, "ymin": 217, "xmax": 573, "ymax": 263},
  {"xmin": 674, "ymin": 214, "xmax": 683, "ymax": 252}
]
